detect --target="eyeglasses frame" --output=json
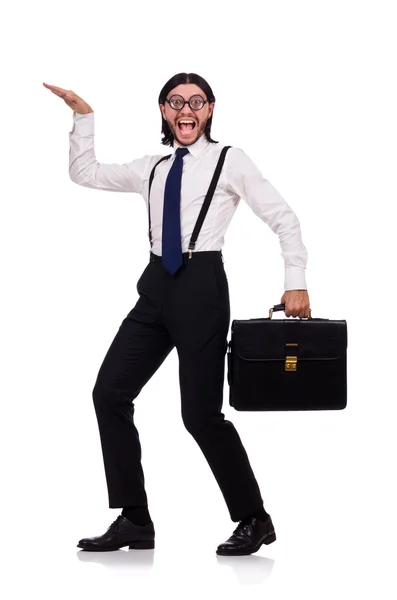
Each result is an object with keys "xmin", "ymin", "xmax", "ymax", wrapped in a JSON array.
[{"xmin": 165, "ymin": 94, "xmax": 209, "ymax": 111}]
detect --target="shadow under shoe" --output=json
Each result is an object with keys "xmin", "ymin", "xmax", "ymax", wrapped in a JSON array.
[
  {"xmin": 77, "ymin": 515, "xmax": 155, "ymax": 551},
  {"xmin": 216, "ymin": 514, "xmax": 276, "ymax": 556}
]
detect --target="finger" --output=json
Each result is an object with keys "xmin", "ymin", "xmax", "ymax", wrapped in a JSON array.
[
  {"xmin": 43, "ymin": 83, "xmax": 67, "ymax": 93},
  {"xmin": 51, "ymin": 89, "xmax": 67, "ymax": 97},
  {"xmin": 43, "ymin": 83, "xmax": 69, "ymax": 97}
]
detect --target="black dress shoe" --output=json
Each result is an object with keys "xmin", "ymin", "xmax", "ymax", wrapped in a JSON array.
[
  {"xmin": 216, "ymin": 514, "xmax": 276, "ymax": 556},
  {"xmin": 77, "ymin": 515, "xmax": 155, "ymax": 551}
]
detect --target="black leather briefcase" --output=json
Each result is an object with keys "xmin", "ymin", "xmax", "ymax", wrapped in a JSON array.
[{"xmin": 226, "ymin": 303, "xmax": 347, "ymax": 411}]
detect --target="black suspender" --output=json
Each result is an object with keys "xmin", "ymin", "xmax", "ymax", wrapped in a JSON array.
[
  {"xmin": 147, "ymin": 145, "xmax": 232, "ymax": 258},
  {"xmin": 187, "ymin": 145, "xmax": 231, "ymax": 256},
  {"xmin": 148, "ymin": 154, "xmax": 171, "ymax": 249}
]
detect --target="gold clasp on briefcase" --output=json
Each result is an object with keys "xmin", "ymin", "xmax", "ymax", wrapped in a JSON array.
[{"xmin": 285, "ymin": 343, "xmax": 298, "ymax": 371}]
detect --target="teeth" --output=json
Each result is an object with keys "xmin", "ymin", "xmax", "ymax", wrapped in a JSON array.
[{"xmin": 179, "ymin": 120, "xmax": 195, "ymax": 124}]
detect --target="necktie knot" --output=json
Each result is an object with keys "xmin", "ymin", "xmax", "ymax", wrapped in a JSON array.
[{"xmin": 175, "ymin": 147, "xmax": 189, "ymax": 159}]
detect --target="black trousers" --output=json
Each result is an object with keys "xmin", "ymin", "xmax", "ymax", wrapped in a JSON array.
[{"xmin": 92, "ymin": 250, "xmax": 264, "ymax": 522}]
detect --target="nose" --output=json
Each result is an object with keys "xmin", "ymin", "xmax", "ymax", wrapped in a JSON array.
[{"xmin": 180, "ymin": 102, "xmax": 194, "ymax": 116}]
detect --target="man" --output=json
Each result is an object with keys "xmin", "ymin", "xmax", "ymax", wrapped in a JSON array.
[{"xmin": 43, "ymin": 73, "xmax": 310, "ymax": 556}]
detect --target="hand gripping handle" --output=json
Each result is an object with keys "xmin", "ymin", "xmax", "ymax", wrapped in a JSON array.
[{"xmin": 268, "ymin": 303, "xmax": 312, "ymax": 319}]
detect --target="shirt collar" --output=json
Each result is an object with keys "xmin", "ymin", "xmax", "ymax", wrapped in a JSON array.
[{"xmin": 172, "ymin": 133, "xmax": 210, "ymax": 158}]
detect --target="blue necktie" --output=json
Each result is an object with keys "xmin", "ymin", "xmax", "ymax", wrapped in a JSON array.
[{"xmin": 162, "ymin": 147, "xmax": 189, "ymax": 275}]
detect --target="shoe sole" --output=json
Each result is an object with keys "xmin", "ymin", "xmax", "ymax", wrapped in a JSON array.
[
  {"xmin": 77, "ymin": 539, "xmax": 155, "ymax": 551},
  {"xmin": 216, "ymin": 531, "xmax": 276, "ymax": 556}
]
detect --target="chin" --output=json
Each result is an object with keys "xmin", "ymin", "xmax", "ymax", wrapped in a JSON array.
[{"xmin": 175, "ymin": 131, "xmax": 200, "ymax": 146}]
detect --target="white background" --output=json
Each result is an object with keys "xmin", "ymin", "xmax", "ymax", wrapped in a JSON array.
[{"xmin": 1, "ymin": 0, "xmax": 396, "ymax": 598}]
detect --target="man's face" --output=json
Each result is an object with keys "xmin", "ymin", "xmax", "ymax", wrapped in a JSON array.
[{"xmin": 160, "ymin": 83, "xmax": 214, "ymax": 146}]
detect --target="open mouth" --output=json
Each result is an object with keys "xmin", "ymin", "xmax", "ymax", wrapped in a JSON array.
[{"xmin": 177, "ymin": 120, "xmax": 196, "ymax": 136}]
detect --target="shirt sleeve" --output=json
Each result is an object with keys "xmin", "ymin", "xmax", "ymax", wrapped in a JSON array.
[
  {"xmin": 68, "ymin": 111, "xmax": 160, "ymax": 195},
  {"xmin": 226, "ymin": 147, "xmax": 308, "ymax": 291}
]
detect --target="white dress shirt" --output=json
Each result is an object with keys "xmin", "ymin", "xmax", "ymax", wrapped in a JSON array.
[{"xmin": 69, "ymin": 111, "xmax": 308, "ymax": 290}]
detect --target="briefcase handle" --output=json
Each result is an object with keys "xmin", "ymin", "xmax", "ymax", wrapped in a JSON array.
[{"xmin": 269, "ymin": 303, "xmax": 312, "ymax": 319}]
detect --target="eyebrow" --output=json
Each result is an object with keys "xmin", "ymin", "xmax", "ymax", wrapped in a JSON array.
[{"xmin": 169, "ymin": 94, "xmax": 205, "ymax": 99}]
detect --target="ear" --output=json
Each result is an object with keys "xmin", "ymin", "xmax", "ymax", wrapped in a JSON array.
[
  {"xmin": 159, "ymin": 104, "xmax": 165, "ymax": 119},
  {"xmin": 208, "ymin": 101, "xmax": 215, "ymax": 119}
]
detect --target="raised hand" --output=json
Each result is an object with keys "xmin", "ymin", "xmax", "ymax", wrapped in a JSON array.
[{"xmin": 43, "ymin": 82, "xmax": 93, "ymax": 114}]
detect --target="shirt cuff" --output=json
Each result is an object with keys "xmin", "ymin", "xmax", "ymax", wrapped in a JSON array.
[
  {"xmin": 70, "ymin": 111, "xmax": 94, "ymax": 136},
  {"xmin": 284, "ymin": 267, "xmax": 307, "ymax": 291}
]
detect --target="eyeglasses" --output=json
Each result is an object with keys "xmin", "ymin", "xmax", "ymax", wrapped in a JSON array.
[{"xmin": 165, "ymin": 94, "xmax": 209, "ymax": 111}]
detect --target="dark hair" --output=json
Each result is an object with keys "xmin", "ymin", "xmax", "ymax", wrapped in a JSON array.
[{"xmin": 158, "ymin": 72, "xmax": 218, "ymax": 146}]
